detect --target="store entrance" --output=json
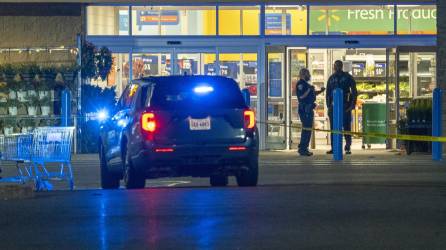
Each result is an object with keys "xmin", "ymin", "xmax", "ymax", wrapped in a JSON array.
[{"xmin": 266, "ymin": 47, "xmax": 392, "ymax": 151}]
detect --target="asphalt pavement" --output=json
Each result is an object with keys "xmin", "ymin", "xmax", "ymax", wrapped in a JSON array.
[{"xmin": 0, "ymin": 150, "xmax": 446, "ymax": 249}]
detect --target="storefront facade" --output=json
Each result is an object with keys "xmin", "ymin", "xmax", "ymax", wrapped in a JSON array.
[{"xmin": 85, "ymin": 2, "xmax": 436, "ymax": 150}]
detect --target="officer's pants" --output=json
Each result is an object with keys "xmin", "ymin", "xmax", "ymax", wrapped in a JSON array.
[
  {"xmin": 328, "ymin": 109, "xmax": 352, "ymax": 150},
  {"xmin": 298, "ymin": 108, "xmax": 314, "ymax": 152}
]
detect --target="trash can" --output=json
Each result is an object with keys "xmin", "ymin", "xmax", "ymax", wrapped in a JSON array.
[{"xmin": 362, "ymin": 102, "xmax": 386, "ymax": 148}]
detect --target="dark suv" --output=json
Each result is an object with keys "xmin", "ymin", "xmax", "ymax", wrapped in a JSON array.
[{"xmin": 99, "ymin": 76, "xmax": 259, "ymax": 189}]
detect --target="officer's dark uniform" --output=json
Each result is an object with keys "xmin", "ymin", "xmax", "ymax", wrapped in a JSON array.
[
  {"xmin": 296, "ymin": 79, "xmax": 316, "ymax": 153},
  {"xmin": 326, "ymin": 71, "xmax": 357, "ymax": 151}
]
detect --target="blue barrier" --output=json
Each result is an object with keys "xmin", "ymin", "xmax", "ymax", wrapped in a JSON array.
[
  {"xmin": 333, "ymin": 88, "xmax": 343, "ymax": 161},
  {"xmin": 61, "ymin": 89, "xmax": 71, "ymax": 126},
  {"xmin": 432, "ymin": 88, "xmax": 442, "ymax": 161}
]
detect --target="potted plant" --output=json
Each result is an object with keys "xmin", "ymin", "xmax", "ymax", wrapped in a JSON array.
[
  {"xmin": 7, "ymin": 98, "xmax": 20, "ymax": 116},
  {"xmin": 3, "ymin": 64, "xmax": 17, "ymax": 82},
  {"xmin": 27, "ymin": 95, "xmax": 40, "ymax": 116},
  {"xmin": 3, "ymin": 118, "xmax": 17, "ymax": 135},
  {"xmin": 39, "ymin": 96, "xmax": 52, "ymax": 116},
  {"xmin": 16, "ymin": 80, "xmax": 29, "ymax": 102},
  {"xmin": 36, "ymin": 80, "xmax": 53, "ymax": 99},
  {"xmin": 40, "ymin": 65, "xmax": 57, "ymax": 82},
  {"xmin": 21, "ymin": 63, "xmax": 40, "ymax": 82},
  {"xmin": 19, "ymin": 119, "xmax": 35, "ymax": 133},
  {"xmin": 24, "ymin": 80, "xmax": 37, "ymax": 98},
  {"xmin": 0, "ymin": 98, "xmax": 7, "ymax": 114},
  {"xmin": 6, "ymin": 80, "xmax": 20, "ymax": 100},
  {"xmin": 0, "ymin": 83, "xmax": 7, "ymax": 102}
]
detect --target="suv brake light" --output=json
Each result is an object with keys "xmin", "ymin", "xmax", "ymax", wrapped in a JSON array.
[
  {"xmin": 141, "ymin": 112, "xmax": 156, "ymax": 133},
  {"xmin": 244, "ymin": 109, "xmax": 255, "ymax": 129}
]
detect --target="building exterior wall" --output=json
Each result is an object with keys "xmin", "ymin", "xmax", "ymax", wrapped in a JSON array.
[{"xmin": 0, "ymin": 3, "xmax": 82, "ymax": 64}]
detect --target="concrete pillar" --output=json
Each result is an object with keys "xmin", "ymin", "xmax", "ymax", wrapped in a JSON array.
[{"xmin": 438, "ymin": 0, "xmax": 446, "ymax": 150}]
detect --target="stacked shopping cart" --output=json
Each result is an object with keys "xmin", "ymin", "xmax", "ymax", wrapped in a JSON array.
[{"xmin": 0, "ymin": 127, "xmax": 75, "ymax": 191}]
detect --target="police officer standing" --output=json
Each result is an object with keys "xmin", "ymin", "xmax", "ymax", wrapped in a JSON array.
[
  {"xmin": 296, "ymin": 68, "xmax": 325, "ymax": 156},
  {"xmin": 326, "ymin": 60, "xmax": 357, "ymax": 155}
]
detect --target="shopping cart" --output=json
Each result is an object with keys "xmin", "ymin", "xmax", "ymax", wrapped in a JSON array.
[
  {"xmin": 0, "ymin": 133, "xmax": 34, "ymax": 184},
  {"xmin": 31, "ymin": 127, "xmax": 75, "ymax": 190},
  {"xmin": 0, "ymin": 127, "xmax": 75, "ymax": 190}
]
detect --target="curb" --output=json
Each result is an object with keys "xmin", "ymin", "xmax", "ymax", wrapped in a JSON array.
[{"xmin": 0, "ymin": 183, "xmax": 34, "ymax": 200}]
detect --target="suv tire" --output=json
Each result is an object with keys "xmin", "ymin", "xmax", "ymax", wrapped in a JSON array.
[
  {"xmin": 236, "ymin": 155, "xmax": 258, "ymax": 187},
  {"xmin": 210, "ymin": 174, "xmax": 228, "ymax": 187},
  {"xmin": 123, "ymin": 150, "xmax": 146, "ymax": 189},
  {"xmin": 100, "ymin": 144, "xmax": 120, "ymax": 189}
]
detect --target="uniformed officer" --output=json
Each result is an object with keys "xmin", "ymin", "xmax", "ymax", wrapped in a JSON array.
[
  {"xmin": 326, "ymin": 60, "xmax": 358, "ymax": 155},
  {"xmin": 296, "ymin": 68, "xmax": 325, "ymax": 156}
]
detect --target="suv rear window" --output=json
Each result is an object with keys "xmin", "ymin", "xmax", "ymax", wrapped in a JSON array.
[{"xmin": 148, "ymin": 77, "xmax": 246, "ymax": 110}]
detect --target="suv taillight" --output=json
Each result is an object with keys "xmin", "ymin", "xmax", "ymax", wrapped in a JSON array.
[
  {"xmin": 141, "ymin": 112, "xmax": 156, "ymax": 133},
  {"xmin": 244, "ymin": 109, "xmax": 255, "ymax": 130}
]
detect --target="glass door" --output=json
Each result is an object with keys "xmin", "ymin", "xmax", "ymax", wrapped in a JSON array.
[
  {"xmin": 266, "ymin": 46, "xmax": 286, "ymax": 149},
  {"xmin": 395, "ymin": 46, "xmax": 436, "ymax": 149},
  {"xmin": 175, "ymin": 51, "xmax": 217, "ymax": 76},
  {"xmin": 396, "ymin": 47, "xmax": 436, "ymax": 121},
  {"xmin": 132, "ymin": 52, "xmax": 172, "ymax": 78},
  {"xmin": 287, "ymin": 48, "xmax": 307, "ymax": 149}
]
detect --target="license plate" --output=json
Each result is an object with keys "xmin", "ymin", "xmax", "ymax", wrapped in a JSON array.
[{"xmin": 189, "ymin": 117, "xmax": 211, "ymax": 130}]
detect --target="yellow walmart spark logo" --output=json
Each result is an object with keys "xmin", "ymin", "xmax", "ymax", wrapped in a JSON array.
[{"xmin": 317, "ymin": 10, "xmax": 340, "ymax": 26}]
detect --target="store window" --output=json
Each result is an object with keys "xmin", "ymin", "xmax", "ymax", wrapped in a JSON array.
[
  {"xmin": 309, "ymin": 5, "xmax": 394, "ymax": 35},
  {"xmin": 219, "ymin": 53, "xmax": 257, "ymax": 95},
  {"xmin": 218, "ymin": 6, "xmax": 260, "ymax": 35},
  {"xmin": 397, "ymin": 5, "xmax": 436, "ymax": 35},
  {"xmin": 265, "ymin": 5, "xmax": 307, "ymax": 35},
  {"xmin": 132, "ymin": 53, "xmax": 171, "ymax": 78},
  {"xmin": 177, "ymin": 53, "xmax": 216, "ymax": 75},
  {"xmin": 87, "ymin": 6, "xmax": 129, "ymax": 35},
  {"xmin": 131, "ymin": 6, "xmax": 216, "ymax": 36}
]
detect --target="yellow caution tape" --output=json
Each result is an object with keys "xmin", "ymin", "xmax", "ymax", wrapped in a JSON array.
[{"xmin": 258, "ymin": 121, "xmax": 446, "ymax": 143}]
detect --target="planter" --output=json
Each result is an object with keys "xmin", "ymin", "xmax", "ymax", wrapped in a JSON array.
[
  {"xmin": 27, "ymin": 90, "xmax": 37, "ymax": 97},
  {"xmin": 41, "ymin": 106, "xmax": 51, "ymax": 116},
  {"xmin": 8, "ymin": 106, "xmax": 17, "ymax": 115},
  {"xmin": 17, "ymin": 91, "xmax": 27, "ymax": 102},
  {"xmin": 27, "ymin": 106, "xmax": 38, "ymax": 116},
  {"xmin": 8, "ymin": 91, "xmax": 17, "ymax": 100},
  {"xmin": 4, "ymin": 127, "xmax": 14, "ymax": 135},
  {"xmin": 38, "ymin": 90, "xmax": 50, "ymax": 99}
]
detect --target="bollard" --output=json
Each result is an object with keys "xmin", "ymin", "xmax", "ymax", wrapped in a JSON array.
[
  {"xmin": 61, "ymin": 88, "xmax": 71, "ymax": 126},
  {"xmin": 241, "ymin": 88, "xmax": 251, "ymax": 107},
  {"xmin": 432, "ymin": 88, "xmax": 442, "ymax": 161},
  {"xmin": 333, "ymin": 88, "xmax": 343, "ymax": 161}
]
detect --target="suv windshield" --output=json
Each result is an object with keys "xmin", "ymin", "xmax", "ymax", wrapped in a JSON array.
[{"xmin": 148, "ymin": 77, "xmax": 246, "ymax": 110}]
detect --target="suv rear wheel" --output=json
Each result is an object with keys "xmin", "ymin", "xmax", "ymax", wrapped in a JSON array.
[
  {"xmin": 100, "ymin": 144, "xmax": 120, "ymax": 189},
  {"xmin": 123, "ymin": 148, "xmax": 146, "ymax": 189},
  {"xmin": 236, "ymin": 156, "xmax": 258, "ymax": 187},
  {"xmin": 210, "ymin": 174, "xmax": 228, "ymax": 187}
]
